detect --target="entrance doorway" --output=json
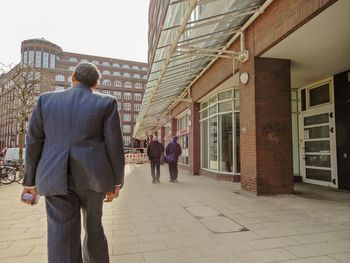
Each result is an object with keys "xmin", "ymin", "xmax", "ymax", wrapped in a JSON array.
[{"xmin": 298, "ymin": 79, "xmax": 338, "ymax": 187}]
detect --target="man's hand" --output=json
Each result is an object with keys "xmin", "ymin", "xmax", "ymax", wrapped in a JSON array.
[
  {"xmin": 104, "ymin": 185, "xmax": 120, "ymax": 202},
  {"xmin": 21, "ymin": 187, "xmax": 38, "ymax": 206}
]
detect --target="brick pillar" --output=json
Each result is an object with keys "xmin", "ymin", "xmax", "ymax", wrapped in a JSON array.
[
  {"xmin": 160, "ymin": 126, "xmax": 165, "ymax": 145},
  {"xmin": 171, "ymin": 118, "xmax": 177, "ymax": 137},
  {"xmin": 240, "ymin": 56, "xmax": 293, "ymax": 195},
  {"xmin": 189, "ymin": 103, "xmax": 200, "ymax": 175}
]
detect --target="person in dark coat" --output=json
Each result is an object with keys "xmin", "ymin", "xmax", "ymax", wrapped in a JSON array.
[
  {"xmin": 165, "ymin": 136, "xmax": 182, "ymax": 183},
  {"xmin": 147, "ymin": 136, "xmax": 164, "ymax": 183}
]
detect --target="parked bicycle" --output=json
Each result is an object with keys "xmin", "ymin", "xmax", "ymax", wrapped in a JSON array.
[{"xmin": 0, "ymin": 165, "xmax": 16, "ymax": 184}]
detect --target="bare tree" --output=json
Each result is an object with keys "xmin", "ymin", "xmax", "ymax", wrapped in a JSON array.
[{"xmin": 0, "ymin": 63, "xmax": 53, "ymax": 171}]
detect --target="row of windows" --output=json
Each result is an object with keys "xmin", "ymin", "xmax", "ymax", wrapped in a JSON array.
[
  {"xmin": 123, "ymin": 136, "xmax": 131, "ymax": 146},
  {"xmin": 68, "ymin": 57, "xmax": 148, "ymax": 71},
  {"xmin": 117, "ymin": 103, "xmax": 141, "ymax": 112},
  {"xmin": 122, "ymin": 114, "xmax": 138, "ymax": 122},
  {"xmin": 67, "ymin": 67, "xmax": 147, "ymax": 79},
  {"xmin": 23, "ymin": 51, "xmax": 56, "ymax": 69},
  {"xmin": 103, "ymin": 91, "xmax": 142, "ymax": 101},
  {"xmin": 55, "ymin": 75, "xmax": 144, "ymax": 89}
]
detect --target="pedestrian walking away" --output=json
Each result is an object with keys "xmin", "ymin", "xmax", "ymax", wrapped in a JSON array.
[
  {"xmin": 21, "ymin": 62, "xmax": 125, "ymax": 263},
  {"xmin": 165, "ymin": 136, "xmax": 182, "ymax": 183},
  {"xmin": 147, "ymin": 136, "xmax": 164, "ymax": 183}
]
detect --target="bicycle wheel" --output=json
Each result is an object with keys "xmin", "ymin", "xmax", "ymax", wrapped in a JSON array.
[{"xmin": 1, "ymin": 167, "xmax": 16, "ymax": 184}]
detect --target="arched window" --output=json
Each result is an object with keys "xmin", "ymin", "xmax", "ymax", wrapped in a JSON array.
[
  {"xmin": 103, "ymin": 79, "xmax": 111, "ymax": 86},
  {"xmin": 143, "ymin": 75, "xmax": 148, "ymax": 79},
  {"xmin": 113, "ymin": 72, "xmax": 121, "ymax": 76},
  {"xmin": 123, "ymin": 72, "xmax": 131, "ymax": 78},
  {"xmin": 134, "ymin": 83, "xmax": 142, "ymax": 89},
  {"xmin": 132, "ymin": 65, "xmax": 139, "ymax": 70},
  {"xmin": 122, "ymin": 64, "xmax": 130, "ymax": 69},
  {"xmin": 114, "ymin": 80, "xmax": 122, "ymax": 87},
  {"xmin": 81, "ymin": 59, "xmax": 89, "ymax": 63},
  {"xmin": 69, "ymin": 58, "xmax": 77, "ymax": 62},
  {"xmin": 68, "ymin": 76, "xmax": 72, "ymax": 83},
  {"xmin": 133, "ymin": 74, "xmax": 141, "ymax": 79},
  {"xmin": 124, "ymin": 81, "xmax": 132, "ymax": 88},
  {"xmin": 142, "ymin": 66, "xmax": 148, "ymax": 71},
  {"xmin": 91, "ymin": 60, "xmax": 100, "ymax": 65},
  {"xmin": 102, "ymin": 70, "xmax": 110, "ymax": 75},
  {"xmin": 102, "ymin": 62, "xmax": 110, "ymax": 66},
  {"xmin": 68, "ymin": 66, "xmax": 75, "ymax": 71},
  {"xmin": 112, "ymin": 63, "xmax": 120, "ymax": 68},
  {"xmin": 55, "ymin": 74, "xmax": 65, "ymax": 82}
]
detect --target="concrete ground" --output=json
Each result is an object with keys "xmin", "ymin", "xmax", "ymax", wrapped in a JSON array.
[{"xmin": 0, "ymin": 163, "xmax": 349, "ymax": 263}]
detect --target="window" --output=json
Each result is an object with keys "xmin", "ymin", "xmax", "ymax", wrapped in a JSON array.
[
  {"xmin": 55, "ymin": 86, "xmax": 65, "ymax": 91},
  {"xmin": 114, "ymin": 80, "xmax": 122, "ymax": 87},
  {"xmin": 123, "ymin": 125, "xmax": 131, "ymax": 133},
  {"xmin": 142, "ymin": 66, "xmax": 148, "ymax": 71},
  {"xmin": 123, "ymin": 72, "xmax": 131, "ymax": 78},
  {"xmin": 134, "ymin": 114, "xmax": 138, "ymax": 122},
  {"xmin": 102, "ymin": 70, "xmax": 110, "ymax": 75},
  {"xmin": 122, "ymin": 64, "xmax": 130, "ymax": 69},
  {"xmin": 103, "ymin": 80, "xmax": 111, "ymax": 86},
  {"xmin": 23, "ymin": 51, "xmax": 28, "ymax": 64},
  {"xmin": 113, "ymin": 72, "xmax": 121, "ymax": 76},
  {"xmin": 123, "ymin": 136, "xmax": 131, "ymax": 147},
  {"xmin": 43, "ymin": 52, "xmax": 49, "ymax": 68},
  {"xmin": 35, "ymin": 51, "xmax": 41, "ymax": 68},
  {"xmin": 124, "ymin": 92, "xmax": 132, "ymax": 100},
  {"xmin": 69, "ymin": 66, "xmax": 75, "ymax": 71},
  {"xmin": 28, "ymin": 51, "xmax": 34, "ymax": 66},
  {"xmin": 200, "ymin": 89, "xmax": 240, "ymax": 174},
  {"xmin": 124, "ymin": 81, "xmax": 132, "ymax": 88},
  {"xmin": 113, "ymin": 63, "xmax": 120, "ymax": 68},
  {"xmin": 55, "ymin": 75, "xmax": 65, "ymax": 82},
  {"xmin": 134, "ymin": 83, "xmax": 142, "ymax": 89},
  {"xmin": 134, "ymin": 93, "xmax": 142, "ymax": 101},
  {"xmin": 134, "ymin": 104, "xmax": 141, "ymax": 112},
  {"xmin": 123, "ymin": 114, "xmax": 131, "ymax": 122},
  {"xmin": 143, "ymin": 75, "xmax": 148, "ymax": 80},
  {"xmin": 103, "ymin": 90, "xmax": 111, "ymax": 95},
  {"xmin": 50, "ymin": 54, "xmax": 56, "ymax": 69},
  {"xmin": 68, "ymin": 76, "xmax": 72, "ymax": 83},
  {"xmin": 123, "ymin": 103, "xmax": 131, "ymax": 111},
  {"xmin": 118, "ymin": 102, "xmax": 121, "ymax": 111},
  {"xmin": 114, "ymin": 91, "xmax": 121, "ymax": 99},
  {"xmin": 69, "ymin": 58, "xmax": 78, "ymax": 62},
  {"xmin": 91, "ymin": 60, "xmax": 99, "ymax": 65},
  {"xmin": 81, "ymin": 59, "xmax": 89, "ymax": 63},
  {"xmin": 132, "ymin": 65, "xmax": 139, "ymax": 70},
  {"xmin": 133, "ymin": 74, "xmax": 141, "ymax": 79},
  {"xmin": 102, "ymin": 62, "xmax": 110, "ymax": 66}
]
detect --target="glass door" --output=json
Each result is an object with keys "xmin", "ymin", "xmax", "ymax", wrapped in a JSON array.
[{"xmin": 299, "ymin": 107, "xmax": 337, "ymax": 187}]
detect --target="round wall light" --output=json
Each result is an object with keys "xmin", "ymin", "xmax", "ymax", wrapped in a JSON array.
[{"xmin": 240, "ymin": 72, "xmax": 249, "ymax": 84}]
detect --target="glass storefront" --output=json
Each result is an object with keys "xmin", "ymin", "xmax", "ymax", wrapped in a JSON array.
[
  {"xmin": 200, "ymin": 89, "xmax": 240, "ymax": 174},
  {"xmin": 177, "ymin": 113, "xmax": 189, "ymax": 165}
]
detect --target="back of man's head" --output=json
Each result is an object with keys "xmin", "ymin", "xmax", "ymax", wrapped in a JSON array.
[
  {"xmin": 153, "ymin": 136, "xmax": 158, "ymax": 141},
  {"xmin": 73, "ymin": 62, "xmax": 101, "ymax": 88}
]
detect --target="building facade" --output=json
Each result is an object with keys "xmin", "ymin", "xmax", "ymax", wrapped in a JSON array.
[
  {"xmin": 135, "ymin": 0, "xmax": 350, "ymax": 194},
  {"xmin": 0, "ymin": 38, "xmax": 148, "ymax": 150}
]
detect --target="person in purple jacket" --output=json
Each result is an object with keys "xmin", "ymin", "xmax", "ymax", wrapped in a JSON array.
[
  {"xmin": 165, "ymin": 136, "xmax": 182, "ymax": 183},
  {"xmin": 147, "ymin": 136, "xmax": 164, "ymax": 183}
]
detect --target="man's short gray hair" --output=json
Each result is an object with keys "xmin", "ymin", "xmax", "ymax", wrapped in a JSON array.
[{"xmin": 73, "ymin": 62, "xmax": 101, "ymax": 87}]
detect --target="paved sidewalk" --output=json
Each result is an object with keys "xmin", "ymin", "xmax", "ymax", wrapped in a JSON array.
[{"xmin": 0, "ymin": 164, "xmax": 350, "ymax": 263}]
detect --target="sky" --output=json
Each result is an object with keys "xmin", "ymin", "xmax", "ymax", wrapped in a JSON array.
[{"xmin": 0, "ymin": 0, "xmax": 150, "ymax": 71}]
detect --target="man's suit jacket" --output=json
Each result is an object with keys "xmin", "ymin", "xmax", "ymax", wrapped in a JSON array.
[{"xmin": 23, "ymin": 84, "xmax": 125, "ymax": 196}]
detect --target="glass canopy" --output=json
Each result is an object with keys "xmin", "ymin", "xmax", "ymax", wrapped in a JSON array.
[{"xmin": 134, "ymin": 0, "xmax": 267, "ymax": 138}]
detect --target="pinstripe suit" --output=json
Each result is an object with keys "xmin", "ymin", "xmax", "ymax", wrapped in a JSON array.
[{"xmin": 23, "ymin": 84, "xmax": 125, "ymax": 263}]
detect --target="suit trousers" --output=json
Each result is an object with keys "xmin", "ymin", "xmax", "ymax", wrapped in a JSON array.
[
  {"xmin": 168, "ymin": 163, "xmax": 178, "ymax": 181},
  {"xmin": 45, "ymin": 189, "xmax": 109, "ymax": 263},
  {"xmin": 150, "ymin": 159, "xmax": 161, "ymax": 180}
]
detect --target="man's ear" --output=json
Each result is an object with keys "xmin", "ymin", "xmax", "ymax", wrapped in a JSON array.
[{"xmin": 72, "ymin": 73, "xmax": 76, "ymax": 82}]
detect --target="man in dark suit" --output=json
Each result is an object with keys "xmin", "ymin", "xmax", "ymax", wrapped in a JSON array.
[
  {"xmin": 21, "ymin": 62, "xmax": 125, "ymax": 263},
  {"xmin": 147, "ymin": 136, "xmax": 164, "ymax": 183}
]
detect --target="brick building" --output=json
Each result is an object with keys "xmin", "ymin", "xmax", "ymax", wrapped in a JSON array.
[
  {"xmin": 134, "ymin": 0, "xmax": 350, "ymax": 194},
  {"xmin": 0, "ymin": 38, "xmax": 148, "ymax": 150}
]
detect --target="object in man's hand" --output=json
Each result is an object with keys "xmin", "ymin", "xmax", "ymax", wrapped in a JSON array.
[{"xmin": 22, "ymin": 193, "xmax": 40, "ymax": 205}]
